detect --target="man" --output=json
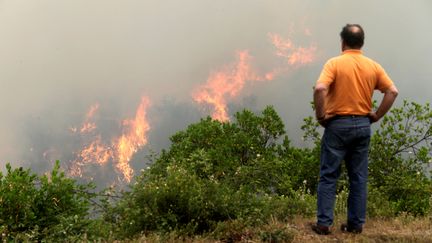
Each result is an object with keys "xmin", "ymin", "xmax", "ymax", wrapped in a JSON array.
[{"xmin": 311, "ymin": 24, "xmax": 398, "ymax": 235}]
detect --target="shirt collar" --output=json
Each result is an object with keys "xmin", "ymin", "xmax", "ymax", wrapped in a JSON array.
[{"xmin": 342, "ymin": 49, "xmax": 362, "ymax": 55}]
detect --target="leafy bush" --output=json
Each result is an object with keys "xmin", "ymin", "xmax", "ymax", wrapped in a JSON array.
[
  {"xmin": 107, "ymin": 106, "xmax": 317, "ymax": 238},
  {"xmin": 2, "ymin": 100, "xmax": 431, "ymax": 240},
  {"xmin": 367, "ymin": 187, "xmax": 398, "ymax": 217},
  {"xmin": 369, "ymin": 100, "xmax": 432, "ymax": 215},
  {"xmin": 0, "ymin": 164, "xmax": 38, "ymax": 237},
  {"xmin": 0, "ymin": 161, "xmax": 97, "ymax": 241},
  {"xmin": 301, "ymin": 100, "xmax": 432, "ymax": 217}
]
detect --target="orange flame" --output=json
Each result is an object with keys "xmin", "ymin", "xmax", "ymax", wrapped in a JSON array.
[
  {"xmin": 69, "ymin": 104, "xmax": 105, "ymax": 177},
  {"xmin": 80, "ymin": 123, "xmax": 97, "ymax": 133},
  {"xmin": 193, "ymin": 32, "xmax": 317, "ymax": 121},
  {"xmin": 78, "ymin": 136, "xmax": 112, "ymax": 165},
  {"xmin": 113, "ymin": 96, "xmax": 151, "ymax": 182},
  {"xmin": 192, "ymin": 51, "xmax": 269, "ymax": 122},
  {"xmin": 69, "ymin": 104, "xmax": 99, "ymax": 134},
  {"xmin": 70, "ymin": 97, "xmax": 151, "ymax": 183},
  {"xmin": 80, "ymin": 104, "xmax": 99, "ymax": 133},
  {"xmin": 69, "ymin": 136, "xmax": 112, "ymax": 177},
  {"xmin": 268, "ymin": 33, "xmax": 316, "ymax": 65}
]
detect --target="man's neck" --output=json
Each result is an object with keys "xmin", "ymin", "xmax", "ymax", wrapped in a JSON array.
[{"xmin": 342, "ymin": 45, "xmax": 361, "ymax": 52}]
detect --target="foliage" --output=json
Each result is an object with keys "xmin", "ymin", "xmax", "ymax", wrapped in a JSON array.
[
  {"xmin": 107, "ymin": 101, "xmax": 432, "ymax": 239},
  {"xmin": 369, "ymin": 100, "xmax": 432, "ymax": 215},
  {"xmin": 278, "ymin": 137, "xmax": 320, "ymax": 194},
  {"xmin": 106, "ymin": 106, "xmax": 316, "ymax": 238},
  {"xmin": 2, "ymin": 100, "xmax": 432, "ymax": 240},
  {"xmin": 300, "ymin": 100, "xmax": 432, "ymax": 217},
  {"xmin": 0, "ymin": 164, "xmax": 38, "ymax": 238},
  {"xmin": 0, "ymin": 161, "xmax": 97, "ymax": 241},
  {"xmin": 150, "ymin": 106, "xmax": 290, "ymax": 194}
]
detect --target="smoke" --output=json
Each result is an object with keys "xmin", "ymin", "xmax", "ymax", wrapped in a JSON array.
[{"xmin": 1, "ymin": 0, "xmax": 431, "ymax": 184}]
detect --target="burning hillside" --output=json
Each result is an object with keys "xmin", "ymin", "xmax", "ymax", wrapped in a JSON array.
[
  {"xmin": 192, "ymin": 33, "xmax": 316, "ymax": 122},
  {"xmin": 31, "ymin": 30, "xmax": 317, "ymax": 186},
  {"xmin": 68, "ymin": 97, "xmax": 150, "ymax": 183}
]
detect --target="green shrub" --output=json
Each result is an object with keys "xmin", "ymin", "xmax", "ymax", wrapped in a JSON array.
[
  {"xmin": 0, "ymin": 164, "xmax": 38, "ymax": 237},
  {"xmin": 3, "ymin": 100, "xmax": 430, "ymax": 240},
  {"xmin": 367, "ymin": 187, "xmax": 397, "ymax": 217},
  {"xmin": 107, "ymin": 106, "xmax": 316, "ymax": 238},
  {"xmin": 0, "ymin": 161, "xmax": 97, "ymax": 241},
  {"xmin": 369, "ymin": 100, "xmax": 432, "ymax": 215},
  {"xmin": 302, "ymin": 100, "xmax": 432, "ymax": 217},
  {"xmin": 111, "ymin": 163, "xmax": 281, "ymax": 237},
  {"xmin": 109, "ymin": 163, "xmax": 242, "ymax": 236}
]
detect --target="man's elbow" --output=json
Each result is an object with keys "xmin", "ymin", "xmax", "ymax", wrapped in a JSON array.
[
  {"xmin": 314, "ymin": 83, "xmax": 328, "ymax": 94},
  {"xmin": 387, "ymin": 85, "xmax": 399, "ymax": 97}
]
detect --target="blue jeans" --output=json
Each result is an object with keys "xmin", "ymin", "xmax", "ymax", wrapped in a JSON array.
[{"xmin": 317, "ymin": 116, "xmax": 371, "ymax": 228}]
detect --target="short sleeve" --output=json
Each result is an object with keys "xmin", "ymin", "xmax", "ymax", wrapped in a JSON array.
[
  {"xmin": 316, "ymin": 59, "xmax": 336, "ymax": 86},
  {"xmin": 375, "ymin": 64, "xmax": 394, "ymax": 92}
]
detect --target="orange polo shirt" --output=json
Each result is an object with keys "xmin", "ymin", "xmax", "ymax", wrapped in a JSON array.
[{"xmin": 316, "ymin": 49, "xmax": 394, "ymax": 116}]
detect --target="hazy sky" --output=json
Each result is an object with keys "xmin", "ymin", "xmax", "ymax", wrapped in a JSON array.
[{"xmin": 1, "ymin": 0, "xmax": 431, "ymax": 176}]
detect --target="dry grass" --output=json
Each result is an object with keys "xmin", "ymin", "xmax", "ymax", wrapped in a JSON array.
[
  {"xmin": 129, "ymin": 215, "xmax": 432, "ymax": 243},
  {"xmin": 291, "ymin": 215, "xmax": 432, "ymax": 243}
]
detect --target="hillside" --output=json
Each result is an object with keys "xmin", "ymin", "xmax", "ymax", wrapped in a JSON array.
[
  {"xmin": 133, "ymin": 216, "xmax": 432, "ymax": 242},
  {"xmin": 1, "ymin": 103, "xmax": 431, "ymax": 242}
]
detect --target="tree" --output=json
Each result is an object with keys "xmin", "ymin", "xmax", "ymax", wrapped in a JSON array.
[
  {"xmin": 0, "ymin": 161, "xmax": 96, "ymax": 241},
  {"xmin": 369, "ymin": 100, "xmax": 432, "ymax": 215},
  {"xmin": 107, "ymin": 106, "xmax": 315, "ymax": 237}
]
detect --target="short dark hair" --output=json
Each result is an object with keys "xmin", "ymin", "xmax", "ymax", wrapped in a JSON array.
[{"xmin": 340, "ymin": 24, "xmax": 364, "ymax": 49}]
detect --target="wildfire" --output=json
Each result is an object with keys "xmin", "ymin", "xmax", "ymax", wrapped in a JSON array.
[
  {"xmin": 69, "ymin": 137, "xmax": 112, "ymax": 178},
  {"xmin": 69, "ymin": 103, "xmax": 99, "ymax": 134},
  {"xmin": 192, "ymin": 32, "xmax": 317, "ymax": 122},
  {"xmin": 64, "ymin": 28, "xmax": 317, "ymax": 183},
  {"xmin": 268, "ymin": 33, "xmax": 316, "ymax": 65},
  {"xmin": 70, "ymin": 97, "xmax": 151, "ymax": 183},
  {"xmin": 77, "ymin": 136, "xmax": 112, "ymax": 165},
  {"xmin": 113, "ymin": 96, "xmax": 150, "ymax": 182},
  {"xmin": 192, "ymin": 51, "xmax": 271, "ymax": 122}
]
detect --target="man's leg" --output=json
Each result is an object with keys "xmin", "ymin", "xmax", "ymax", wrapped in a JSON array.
[
  {"xmin": 317, "ymin": 127, "xmax": 346, "ymax": 227},
  {"xmin": 345, "ymin": 124, "xmax": 371, "ymax": 229}
]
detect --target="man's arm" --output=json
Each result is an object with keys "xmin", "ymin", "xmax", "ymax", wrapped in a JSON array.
[
  {"xmin": 314, "ymin": 83, "xmax": 331, "ymax": 126},
  {"xmin": 369, "ymin": 85, "xmax": 399, "ymax": 123}
]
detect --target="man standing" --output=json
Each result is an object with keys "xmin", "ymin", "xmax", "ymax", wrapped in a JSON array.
[{"xmin": 311, "ymin": 24, "xmax": 398, "ymax": 235}]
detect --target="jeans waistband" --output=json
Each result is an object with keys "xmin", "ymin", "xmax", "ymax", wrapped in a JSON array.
[
  {"xmin": 334, "ymin": 115, "xmax": 368, "ymax": 119},
  {"xmin": 327, "ymin": 115, "xmax": 371, "ymax": 128}
]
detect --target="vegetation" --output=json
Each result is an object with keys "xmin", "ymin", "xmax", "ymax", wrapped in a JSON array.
[
  {"xmin": 0, "ymin": 161, "xmax": 98, "ymax": 241},
  {"xmin": 369, "ymin": 100, "xmax": 432, "ymax": 215},
  {"xmin": 1, "ymin": 100, "xmax": 431, "ymax": 241}
]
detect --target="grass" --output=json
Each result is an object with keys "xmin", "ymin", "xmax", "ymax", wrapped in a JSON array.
[
  {"xmin": 126, "ymin": 215, "xmax": 432, "ymax": 242},
  {"xmin": 291, "ymin": 215, "xmax": 432, "ymax": 243}
]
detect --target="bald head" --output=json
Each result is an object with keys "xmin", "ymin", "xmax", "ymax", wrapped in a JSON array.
[{"xmin": 340, "ymin": 24, "xmax": 365, "ymax": 49}]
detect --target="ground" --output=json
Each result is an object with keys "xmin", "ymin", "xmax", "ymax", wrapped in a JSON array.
[
  {"xmin": 291, "ymin": 216, "xmax": 432, "ymax": 243},
  {"xmin": 132, "ymin": 216, "xmax": 432, "ymax": 243}
]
